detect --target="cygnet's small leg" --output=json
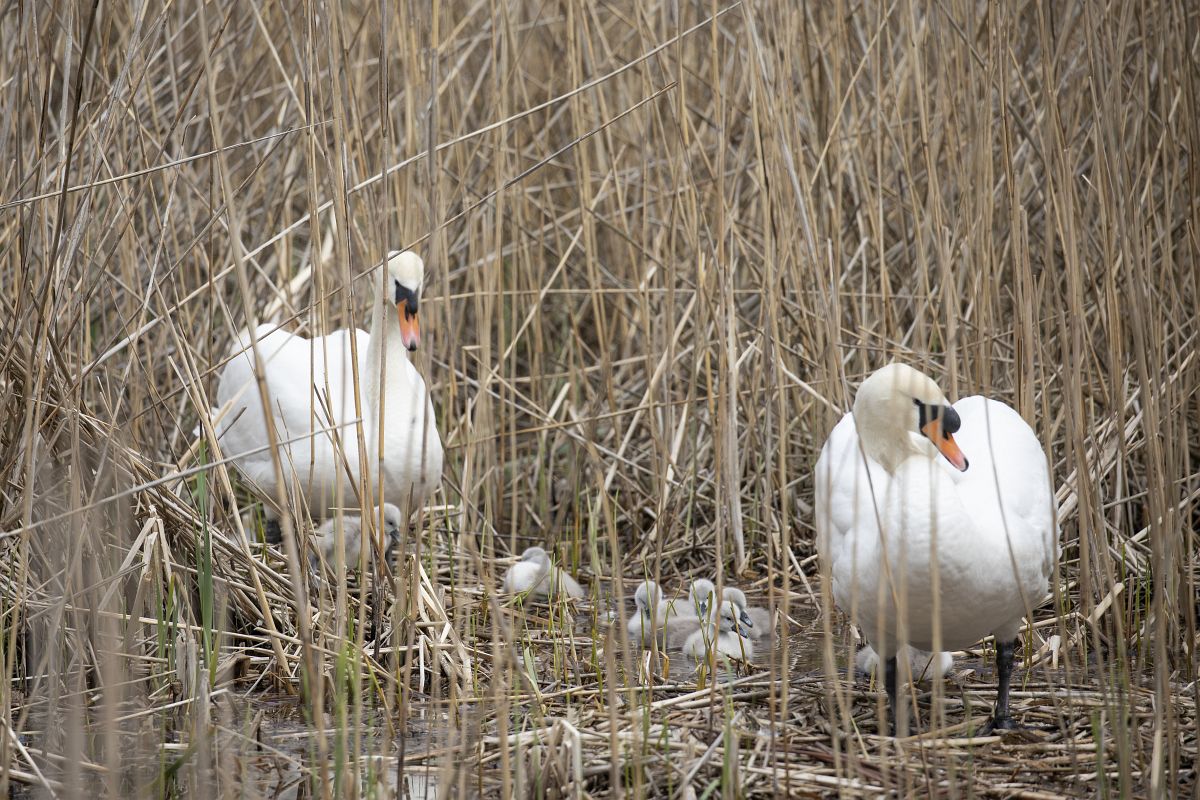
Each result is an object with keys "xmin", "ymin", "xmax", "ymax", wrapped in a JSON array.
[
  {"xmin": 980, "ymin": 638, "xmax": 1021, "ymax": 734},
  {"xmin": 884, "ymin": 654, "xmax": 899, "ymax": 736}
]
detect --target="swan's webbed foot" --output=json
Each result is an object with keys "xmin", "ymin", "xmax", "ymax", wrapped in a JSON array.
[
  {"xmin": 978, "ymin": 713, "xmax": 1020, "ymax": 736},
  {"xmin": 264, "ymin": 518, "xmax": 282, "ymax": 545}
]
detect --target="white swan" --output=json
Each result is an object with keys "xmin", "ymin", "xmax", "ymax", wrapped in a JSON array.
[
  {"xmin": 502, "ymin": 547, "xmax": 585, "ymax": 601},
  {"xmin": 310, "ymin": 502, "xmax": 402, "ymax": 573},
  {"xmin": 815, "ymin": 362, "xmax": 1055, "ymax": 734},
  {"xmin": 214, "ymin": 251, "xmax": 443, "ymax": 533},
  {"xmin": 682, "ymin": 599, "xmax": 754, "ymax": 660},
  {"xmin": 722, "ymin": 587, "xmax": 773, "ymax": 641}
]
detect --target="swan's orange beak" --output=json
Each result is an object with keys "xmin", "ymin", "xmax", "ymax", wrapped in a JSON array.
[
  {"xmin": 397, "ymin": 301, "xmax": 420, "ymax": 351},
  {"xmin": 921, "ymin": 419, "xmax": 969, "ymax": 471}
]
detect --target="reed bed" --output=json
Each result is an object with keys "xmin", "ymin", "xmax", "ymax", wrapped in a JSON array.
[{"xmin": 1, "ymin": 0, "xmax": 1196, "ymax": 797}]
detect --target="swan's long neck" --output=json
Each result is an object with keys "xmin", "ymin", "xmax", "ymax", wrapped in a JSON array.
[
  {"xmin": 363, "ymin": 276, "xmax": 415, "ymax": 432},
  {"xmin": 853, "ymin": 364, "xmax": 945, "ymax": 474},
  {"xmin": 856, "ymin": 411, "xmax": 918, "ymax": 474}
]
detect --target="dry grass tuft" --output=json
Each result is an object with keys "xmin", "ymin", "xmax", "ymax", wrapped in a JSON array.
[{"xmin": 1, "ymin": 0, "xmax": 1196, "ymax": 797}]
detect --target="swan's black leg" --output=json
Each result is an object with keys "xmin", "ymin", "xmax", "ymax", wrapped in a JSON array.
[
  {"xmin": 884, "ymin": 654, "xmax": 899, "ymax": 736},
  {"xmin": 980, "ymin": 638, "xmax": 1021, "ymax": 734},
  {"xmin": 264, "ymin": 517, "xmax": 282, "ymax": 545}
]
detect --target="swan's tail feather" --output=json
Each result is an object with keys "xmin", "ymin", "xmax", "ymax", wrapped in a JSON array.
[{"xmin": 855, "ymin": 644, "xmax": 953, "ymax": 681}]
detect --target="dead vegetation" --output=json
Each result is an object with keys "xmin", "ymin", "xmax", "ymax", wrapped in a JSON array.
[{"xmin": 0, "ymin": 0, "xmax": 1197, "ymax": 797}]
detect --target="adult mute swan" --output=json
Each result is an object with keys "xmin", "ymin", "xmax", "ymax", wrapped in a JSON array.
[
  {"xmin": 215, "ymin": 251, "xmax": 443, "ymax": 532},
  {"xmin": 815, "ymin": 362, "xmax": 1055, "ymax": 734}
]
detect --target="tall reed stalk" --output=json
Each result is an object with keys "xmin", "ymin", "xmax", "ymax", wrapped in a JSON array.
[{"xmin": 0, "ymin": 0, "xmax": 1195, "ymax": 796}]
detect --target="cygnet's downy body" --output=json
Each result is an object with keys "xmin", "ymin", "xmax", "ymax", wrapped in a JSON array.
[
  {"xmin": 683, "ymin": 599, "xmax": 754, "ymax": 660},
  {"xmin": 663, "ymin": 579, "xmax": 717, "ymax": 648},
  {"xmin": 627, "ymin": 580, "xmax": 668, "ymax": 646},
  {"xmin": 722, "ymin": 587, "xmax": 774, "ymax": 641},
  {"xmin": 311, "ymin": 503, "xmax": 403, "ymax": 573},
  {"xmin": 855, "ymin": 644, "xmax": 953, "ymax": 682},
  {"xmin": 502, "ymin": 546, "xmax": 585, "ymax": 601}
]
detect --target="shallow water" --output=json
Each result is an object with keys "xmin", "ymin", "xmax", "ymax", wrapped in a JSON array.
[{"xmin": 213, "ymin": 693, "xmax": 447, "ymax": 799}]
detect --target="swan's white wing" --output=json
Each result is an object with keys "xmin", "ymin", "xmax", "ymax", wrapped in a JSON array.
[
  {"xmin": 815, "ymin": 411, "xmax": 899, "ymax": 641},
  {"xmin": 216, "ymin": 324, "xmax": 370, "ymax": 511},
  {"xmin": 951, "ymin": 396, "xmax": 1057, "ymax": 594},
  {"xmin": 814, "ymin": 412, "xmax": 891, "ymax": 569}
]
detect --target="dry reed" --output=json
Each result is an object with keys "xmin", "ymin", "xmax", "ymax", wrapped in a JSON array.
[{"xmin": 0, "ymin": 0, "xmax": 1196, "ymax": 797}]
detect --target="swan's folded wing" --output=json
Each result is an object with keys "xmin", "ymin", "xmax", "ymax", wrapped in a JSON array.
[
  {"xmin": 228, "ymin": 327, "xmax": 371, "ymax": 439},
  {"xmin": 953, "ymin": 396, "xmax": 1057, "ymax": 585},
  {"xmin": 814, "ymin": 412, "xmax": 890, "ymax": 559}
]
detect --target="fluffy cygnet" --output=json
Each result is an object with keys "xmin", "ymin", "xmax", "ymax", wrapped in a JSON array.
[
  {"xmin": 627, "ymin": 580, "xmax": 667, "ymax": 646},
  {"xmin": 311, "ymin": 503, "xmax": 403, "ymax": 572},
  {"xmin": 722, "ymin": 587, "xmax": 774, "ymax": 640},
  {"xmin": 663, "ymin": 579, "xmax": 718, "ymax": 648},
  {"xmin": 856, "ymin": 644, "xmax": 953, "ymax": 682},
  {"xmin": 682, "ymin": 599, "xmax": 754, "ymax": 660},
  {"xmin": 502, "ymin": 546, "xmax": 585, "ymax": 601}
]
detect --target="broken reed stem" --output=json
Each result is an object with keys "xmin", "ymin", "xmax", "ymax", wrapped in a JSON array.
[{"xmin": 0, "ymin": 0, "xmax": 1195, "ymax": 798}]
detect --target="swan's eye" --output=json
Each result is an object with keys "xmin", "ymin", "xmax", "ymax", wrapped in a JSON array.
[{"xmin": 394, "ymin": 282, "xmax": 420, "ymax": 316}]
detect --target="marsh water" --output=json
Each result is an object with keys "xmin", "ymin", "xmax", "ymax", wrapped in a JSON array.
[
  {"xmin": 11, "ymin": 580, "xmax": 1029, "ymax": 798},
  {"xmin": 207, "ymin": 584, "xmax": 834, "ymax": 798}
]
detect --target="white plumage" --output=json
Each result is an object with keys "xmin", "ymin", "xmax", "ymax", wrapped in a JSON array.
[
  {"xmin": 815, "ymin": 362, "xmax": 1056, "ymax": 732},
  {"xmin": 310, "ymin": 503, "xmax": 403, "ymax": 573},
  {"xmin": 502, "ymin": 547, "xmax": 585, "ymax": 601},
  {"xmin": 682, "ymin": 599, "xmax": 754, "ymax": 660},
  {"xmin": 214, "ymin": 251, "xmax": 443, "ymax": 524}
]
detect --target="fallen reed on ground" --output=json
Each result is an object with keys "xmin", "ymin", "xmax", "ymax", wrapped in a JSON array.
[{"xmin": 0, "ymin": 0, "xmax": 1196, "ymax": 797}]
